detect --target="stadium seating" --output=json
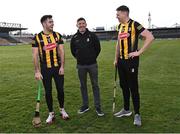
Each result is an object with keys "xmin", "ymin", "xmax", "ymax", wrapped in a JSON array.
[{"xmin": 0, "ymin": 37, "xmax": 10, "ymax": 45}]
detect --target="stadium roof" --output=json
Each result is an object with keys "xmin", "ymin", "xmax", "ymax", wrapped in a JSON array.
[{"xmin": 0, "ymin": 22, "xmax": 27, "ymax": 33}]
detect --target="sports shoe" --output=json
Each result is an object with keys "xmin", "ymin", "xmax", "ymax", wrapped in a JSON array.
[
  {"xmin": 114, "ymin": 108, "xmax": 132, "ymax": 117},
  {"xmin": 46, "ymin": 112, "xmax": 55, "ymax": 124},
  {"xmin": 60, "ymin": 109, "xmax": 69, "ymax": 120},
  {"xmin": 96, "ymin": 108, "xmax": 104, "ymax": 116},
  {"xmin": 78, "ymin": 106, "xmax": 89, "ymax": 114},
  {"xmin": 134, "ymin": 114, "xmax": 142, "ymax": 126}
]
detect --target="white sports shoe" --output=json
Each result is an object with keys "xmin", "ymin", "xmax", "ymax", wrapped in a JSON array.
[
  {"xmin": 60, "ymin": 109, "xmax": 69, "ymax": 120},
  {"xmin": 114, "ymin": 108, "xmax": 132, "ymax": 117},
  {"xmin": 134, "ymin": 114, "xmax": 142, "ymax": 126},
  {"xmin": 46, "ymin": 112, "xmax": 55, "ymax": 124}
]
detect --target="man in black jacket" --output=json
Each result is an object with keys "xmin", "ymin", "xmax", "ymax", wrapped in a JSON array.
[{"xmin": 70, "ymin": 17, "xmax": 104, "ymax": 116}]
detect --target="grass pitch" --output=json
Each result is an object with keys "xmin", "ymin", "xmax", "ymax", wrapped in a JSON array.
[{"xmin": 0, "ymin": 39, "xmax": 180, "ymax": 132}]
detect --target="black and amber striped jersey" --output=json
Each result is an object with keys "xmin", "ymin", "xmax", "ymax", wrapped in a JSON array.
[
  {"xmin": 117, "ymin": 19, "xmax": 145, "ymax": 59},
  {"xmin": 32, "ymin": 31, "xmax": 64, "ymax": 68}
]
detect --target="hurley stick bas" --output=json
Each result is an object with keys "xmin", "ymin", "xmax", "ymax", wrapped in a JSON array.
[
  {"xmin": 112, "ymin": 65, "xmax": 118, "ymax": 113},
  {"xmin": 32, "ymin": 80, "xmax": 42, "ymax": 127}
]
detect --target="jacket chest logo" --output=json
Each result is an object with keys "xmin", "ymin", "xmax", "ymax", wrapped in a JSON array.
[{"xmin": 75, "ymin": 39, "xmax": 79, "ymax": 43}]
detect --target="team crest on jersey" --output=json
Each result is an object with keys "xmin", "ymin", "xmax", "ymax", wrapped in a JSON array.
[
  {"xmin": 87, "ymin": 38, "xmax": 90, "ymax": 42},
  {"xmin": 121, "ymin": 26, "xmax": 126, "ymax": 32},
  {"xmin": 118, "ymin": 33, "xmax": 130, "ymax": 39},
  {"xmin": 47, "ymin": 38, "xmax": 51, "ymax": 43},
  {"xmin": 43, "ymin": 43, "xmax": 57, "ymax": 51}
]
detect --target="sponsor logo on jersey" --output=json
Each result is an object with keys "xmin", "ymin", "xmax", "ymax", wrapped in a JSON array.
[
  {"xmin": 43, "ymin": 43, "xmax": 57, "ymax": 51},
  {"xmin": 118, "ymin": 33, "xmax": 130, "ymax": 39}
]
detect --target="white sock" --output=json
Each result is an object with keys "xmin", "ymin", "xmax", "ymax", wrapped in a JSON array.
[{"xmin": 49, "ymin": 112, "xmax": 54, "ymax": 115}]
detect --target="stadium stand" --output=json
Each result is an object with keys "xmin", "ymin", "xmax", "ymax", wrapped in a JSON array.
[
  {"xmin": 94, "ymin": 31, "xmax": 117, "ymax": 40},
  {"xmin": 0, "ymin": 33, "xmax": 18, "ymax": 43},
  {"xmin": 15, "ymin": 37, "xmax": 33, "ymax": 43},
  {"xmin": 0, "ymin": 37, "xmax": 10, "ymax": 45},
  {"xmin": 93, "ymin": 27, "xmax": 180, "ymax": 40},
  {"xmin": 11, "ymin": 34, "xmax": 33, "ymax": 44},
  {"xmin": 0, "ymin": 22, "xmax": 27, "ymax": 45},
  {"xmin": 150, "ymin": 27, "xmax": 180, "ymax": 38}
]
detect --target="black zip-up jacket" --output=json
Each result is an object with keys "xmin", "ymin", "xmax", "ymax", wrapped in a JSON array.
[{"xmin": 70, "ymin": 29, "xmax": 101, "ymax": 65}]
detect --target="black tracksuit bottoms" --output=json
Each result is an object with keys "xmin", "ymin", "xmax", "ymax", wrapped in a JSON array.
[
  {"xmin": 41, "ymin": 66, "xmax": 64, "ymax": 112},
  {"xmin": 117, "ymin": 57, "xmax": 140, "ymax": 114}
]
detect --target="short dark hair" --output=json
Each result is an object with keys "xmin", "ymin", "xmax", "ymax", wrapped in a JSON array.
[
  {"xmin": 116, "ymin": 5, "xmax": 129, "ymax": 14},
  {"xmin": 40, "ymin": 15, "xmax": 52, "ymax": 24},
  {"xmin": 77, "ymin": 17, "xmax": 86, "ymax": 23}
]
